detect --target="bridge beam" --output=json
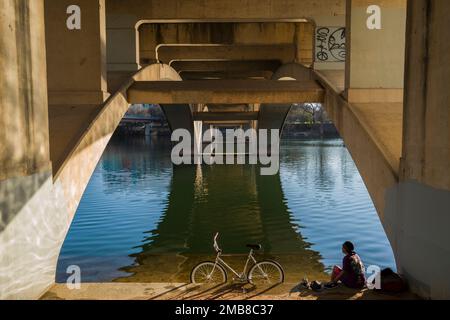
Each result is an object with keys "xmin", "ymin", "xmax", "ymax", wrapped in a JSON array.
[
  {"xmin": 157, "ymin": 44, "xmax": 297, "ymax": 64},
  {"xmin": 138, "ymin": 22, "xmax": 315, "ymax": 65},
  {"xmin": 206, "ymin": 104, "xmax": 253, "ymax": 112},
  {"xmin": 45, "ymin": 0, "xmax": 109, "ymax": 105},
  {"xmin": 193, "ymin": 112, "xmax": 259, "ymax": 121},
  {"xmin": 105, "ymin": 0, "xmax": 346, "ymax": 93},
  {"xmin": 127, "ymin": 80, "xmax": 324, "ymax": 104},
  {"xmin": 179, "ymin": 70, "xmax": 273, "ymax": 80},
  {"xmin": 106, "ymin": 0, "xmax": 345, "ymax": 22},
  {"xmin": 171, "ymin": 60, "xmax": 281, "ymax": 73},
  {"xmin": 345, "ymin": 0, "xmax": 406, "ymax": 103}
]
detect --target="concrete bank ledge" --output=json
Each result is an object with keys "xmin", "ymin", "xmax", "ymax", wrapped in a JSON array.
[{"xmin": 41, "ymin": 283, "xmax": 419, "ymax": 301}]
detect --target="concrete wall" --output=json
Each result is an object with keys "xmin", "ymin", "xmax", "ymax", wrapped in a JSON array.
[
  {"xmin": 384, "ymin": 182, "xmax": 450, "ymax": 300},
  {"xmin": 312, "ymin": 15, "xmax": 346, "ymax": 71}
]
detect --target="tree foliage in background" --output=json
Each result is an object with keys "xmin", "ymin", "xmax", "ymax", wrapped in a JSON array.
[
  {"xmin": 286, "ymin": 103, "xmax": 328, "ymax": 125},
  {"xmin": 126, "ymin": 104, "xmax": 165, "ymax": 118}
]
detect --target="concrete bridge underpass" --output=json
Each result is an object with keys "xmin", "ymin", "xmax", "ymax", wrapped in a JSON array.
[{"xmin": 0, "ymin": 0, "xmax": 449, "ymax": 299}]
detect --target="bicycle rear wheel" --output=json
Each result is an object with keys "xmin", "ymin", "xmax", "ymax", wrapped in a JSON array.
[
  {"xmin": 191, "ymin": 262, "xmax": 227, "ymax": 284},
  {"xmin": 248, "ymin": 260, "xmax": 284, "ymax": 285}
]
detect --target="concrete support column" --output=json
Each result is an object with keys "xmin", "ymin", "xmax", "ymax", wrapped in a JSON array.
[
  {"xmin": 401, "ymin": 0, "xmax": 450, "ymax": 190},
  {"xmin": 0, "ymin": 0, "xmax": 68, "ymax": 300},
  {"xmin": 107, "ymin": 27, "xmax": 140, "ymax": 72},
  {"xmin": 160, "ymin": 104, "xmax": 195, "ymax": 136},
  {"xmin": 0, "ymin": 0, "xmax": 51, "ymax": 181},
  {"xmin": 383, "ymin": 0, "xmax": 450, "ymax": 299},
  {"xmin": 106, "ymin": 24, "xmax": 140, "ymax": 93},
  {"xmin": 345, "ymin": 0, "xmax": 406, "ymax": 103},
  {"xmin": 44, "ymin": 0, "xmax": 109, "ymax": 105}
]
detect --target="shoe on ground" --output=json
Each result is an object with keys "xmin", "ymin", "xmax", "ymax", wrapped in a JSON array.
[{"xmin": 311, "ymin": 281, "xmax": 324, "ymax": 292}]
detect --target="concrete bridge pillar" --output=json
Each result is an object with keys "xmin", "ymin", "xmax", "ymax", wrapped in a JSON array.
[
  {"xmin": 106, "ymin": 25, "xmax": 140, "ymax": 90},
  {"xmin": 402, "ymin": 0, "xmax": 450, "ymax": 191},
  {"xmin": 0, "ymin": 0, "xmax": 51, "ymax": 182},
  {"xmin": 107, "ymin": 26, "xmax": 139, "ymax": 72},
  {"xmin": 344, "ymin": 0, "xmax": 406, "ymax": 103},
  {"xmin": 106, "ymin": 19, "xmax": 140, "ymax": 92},
  {"xmin": 44, "ymin": 0, "xmax": 109, "ymax": 105},
  {"xmin": 383, "ymin": 0, "xmax": 450, "ymax": 299},
  {"xmin": 0, "ymin": 0, "xmax": 67, "ymax": 299}
]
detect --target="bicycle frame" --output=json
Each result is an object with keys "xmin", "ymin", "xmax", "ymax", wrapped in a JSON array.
[
  {"xmin": 213, "ymin": 249, "xmax": 258, "ymax": 281},
  {"xmin": 200, "ymin": 233, "xmax": 277, "ymax": 284},
  {"xmin": 208, "ymin": 232, "xmax": 267, "ymax": 281}
]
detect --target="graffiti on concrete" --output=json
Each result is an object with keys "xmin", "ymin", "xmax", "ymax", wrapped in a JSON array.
[{"xmin": 315, "ymin": 27, "xmax": 346, "ymax": 62}]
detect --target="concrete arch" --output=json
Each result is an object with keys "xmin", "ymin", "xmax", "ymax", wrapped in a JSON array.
[
  {"xmin": 272, "ymin": 63, "xmax": 313, "ymax": 81},
  {"xmin": 56, "ymin": 63, "xmax": 188, "ymax": 217},
  {"xmin": 0, "ymin": 63, "xmax": 188, "ymax": 299}
]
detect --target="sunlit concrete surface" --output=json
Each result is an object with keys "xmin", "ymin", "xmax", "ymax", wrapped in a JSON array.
[
  {"xmin": 42, "ymin": 282, "xmax": 419, "ymax": 301},
  {"xmin": 350, "ymin": 103, "xmax": 403, "ymax": 172},
  {"xmin": 314, "ymin": 70, "xmax": 345, "ymax": 93}
]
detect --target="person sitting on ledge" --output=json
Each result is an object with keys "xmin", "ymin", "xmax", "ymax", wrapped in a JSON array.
[{"xmin": 330, "ymin": 241, "xmax": 366, "ymax": 289}]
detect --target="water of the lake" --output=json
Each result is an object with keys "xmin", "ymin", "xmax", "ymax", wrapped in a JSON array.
[{"xmin": 56, "ymin": 135, "xmax": 395, "ymax": 283}]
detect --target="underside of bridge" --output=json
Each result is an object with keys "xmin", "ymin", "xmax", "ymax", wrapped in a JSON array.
[{"xmin": 1, "ymin": 0, "xmax": 449, "ymax": 300}]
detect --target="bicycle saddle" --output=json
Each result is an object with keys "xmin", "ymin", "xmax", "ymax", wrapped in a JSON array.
[{"xmin": 246, "ymin": 244, "xmax": 262, "ymax": 250}]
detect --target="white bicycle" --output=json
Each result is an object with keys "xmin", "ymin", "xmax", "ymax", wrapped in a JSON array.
[{"xmin": 190, "ymin": 233, "xmax": 284, "ymax": 285}]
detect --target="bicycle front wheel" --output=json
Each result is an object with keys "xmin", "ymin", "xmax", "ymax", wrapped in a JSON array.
[
  {"xmin": 248, "ymin": 260, "xmax": 284, "ymax": 285},
  {"xmin": 190, "ymin": 262, "xmax": 227, "ymax": 284}
]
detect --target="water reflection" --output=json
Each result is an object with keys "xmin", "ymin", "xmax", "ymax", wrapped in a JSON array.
[
  {"xmin": 57, "ymin": 135, "xmax": 395, "ymax": 284},
  {"xmin": 114, "ymin": 164, "xmax": 325, "ymax": 283},
  {"xmin": 279, "ymin": 140, "xmax": 395, "ymax": 271}
]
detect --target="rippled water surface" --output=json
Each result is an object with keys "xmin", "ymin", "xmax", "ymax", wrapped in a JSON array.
[{"xmin": 56, "ymin": 135, "xmax": 395, "ymax": 283}]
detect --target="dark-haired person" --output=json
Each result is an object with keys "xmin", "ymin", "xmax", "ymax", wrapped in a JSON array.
[{"xmin": 330, "ymin": 241, "xmax": 366, "ymax": 289}]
